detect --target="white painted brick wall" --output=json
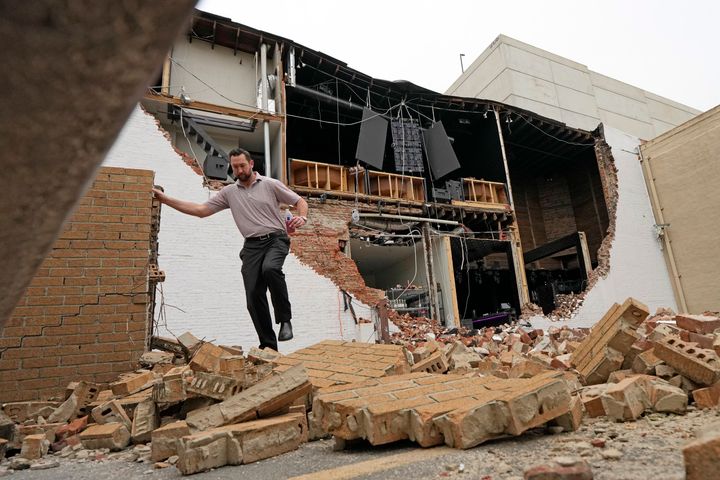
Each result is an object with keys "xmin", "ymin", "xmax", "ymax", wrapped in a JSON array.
[
  {"xmin": 108, "ymin": 108, "xmax": 671, "ymax": 336},
  {"xmin": 103, "ymin": 106, "xmax": 373, "ymax": 352},
  {"xmin": 531, "ymin": 126, "xmax": 678, "ymax": 329}
]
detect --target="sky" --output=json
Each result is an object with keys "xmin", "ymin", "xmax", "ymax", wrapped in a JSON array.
[{"xmin": 196, "ymin": 0, "xmax": 719, "ymax": 112}]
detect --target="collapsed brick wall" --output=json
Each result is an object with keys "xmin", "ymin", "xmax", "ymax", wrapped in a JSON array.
[
  {"xmin": 0, "ymin": 167, "xmax": 154, "ymax": 403},
  {"xmin": 586, "ymin": 138, "xmax": 618, "ymax": 287},
  {"xmin": 289, "ymin": 199, "xmax": 385, "ymax": 310}
]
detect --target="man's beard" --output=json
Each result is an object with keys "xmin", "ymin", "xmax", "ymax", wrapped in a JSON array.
[{"xmin": 237, "ymin": 171, "xmax": 251, "ymax": 181}]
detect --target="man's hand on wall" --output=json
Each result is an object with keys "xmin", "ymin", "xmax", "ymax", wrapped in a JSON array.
[{"xmin": 152, "ymin": 188, "xmax": 167, "ymax": 204}]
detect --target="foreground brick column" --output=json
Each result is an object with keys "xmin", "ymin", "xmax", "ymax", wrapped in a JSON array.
[{"xmin": 0, "ymin": 167, "xmax": 155, "ymax": 403}]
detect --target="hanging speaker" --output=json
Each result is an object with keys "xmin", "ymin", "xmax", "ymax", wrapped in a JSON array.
[
  {"xmin": 203, "ymin": 154, "xmax": 229, "ymax": 180},
  {"xmin": 355, "ymin": 108, "xmax": 388, "ymax": 169},
  {"xmin": 423, "ymin": 121, "xmax": 461, "ymax": 179}
]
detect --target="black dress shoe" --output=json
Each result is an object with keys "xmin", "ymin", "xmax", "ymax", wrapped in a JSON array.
[{"xmin": 278, "ymin": 322, "xmax": 293, "ymax": 341}]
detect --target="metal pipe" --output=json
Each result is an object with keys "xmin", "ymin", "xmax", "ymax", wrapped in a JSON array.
[
  {"xmin": 494, "ymin": 109, "xmax": 515, "ymax": 209},
  {"xmin": 260, "ymin": 43, "xmax": 269, "ymax": 112},
  {"xmin": 494, "ymin": 108, "xmax": 530, "ymax": 306},
  {"xmin": 358, "ymin": 212, "xmax": 461, "ymax": 226},
  {"xmin": 260, "ymin": 43, "xmax": 271, "ymax": 178},
  {"xmin": 354, "ymin": 219, "xmax": 414, "ymax": 232},
  {"xmin": 638, "ymin": 147, "xmax": 688, "ymax": 312},
  {"xmin": 263, "ymin": 122, "xmax": 271, "ymax": 178},
  {"xmin": 289, "ymin": 84, "xmax": 366, "ymax": 113},
  {"xmin": 288, "ymin": 46, "xmax": 296, "ymax": 87}
]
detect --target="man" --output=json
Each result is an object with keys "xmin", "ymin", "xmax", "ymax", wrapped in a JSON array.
[{"xmin": 152, "ymin": 148, "xmax": 308, "ymax": 351}]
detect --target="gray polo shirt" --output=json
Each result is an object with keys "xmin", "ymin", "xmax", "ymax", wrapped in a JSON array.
[{"xmin": 204, "ymin": 173, "xmax": 301, "ymax": 238}]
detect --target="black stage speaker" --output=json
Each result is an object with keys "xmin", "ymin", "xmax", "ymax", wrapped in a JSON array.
[
  {"xmin": 203, "ymin": 154, "xmax": 229, "ymax": 180},
  {"xmin": 355, "ymin": 108, "xmax": 388, "ymax": 169},
  {"xmin": 423, "ymin": 121, "xmax": 461, "ymax": 179}
]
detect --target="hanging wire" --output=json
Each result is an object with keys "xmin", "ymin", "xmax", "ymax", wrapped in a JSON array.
[
  {"xmin": 171, "ymin": 58, "xmax": 260, "ymax": 112},
  {"xmin": 302, "ymin": 62, "xmax": 379, "ymax": 105},
  {"xmin": 287, "ymin": 101, "xmax": 402, "ymax": 127},
  {"xmin": 178, "ymin": 108, "xmax": 213, "ymax": 189},
  {"xmin": 336, "ymin": 78, "xmax": 341, "ymax": 164},
  {"xmin": 513, "ymin": 113, "xmax": 595, "ymax": 146},
  {"xmin": 169, "ymin": 58, "xmax": 410, "ymax": 128}
]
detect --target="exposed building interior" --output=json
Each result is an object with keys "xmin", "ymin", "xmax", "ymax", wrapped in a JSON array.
[
  {"xmin": 501, "ymin": 117, "xmax": 609, "ymax": 313},
  {"xmin": 141, "ymin": 10, "xmax": 616, "ymax": 326}
]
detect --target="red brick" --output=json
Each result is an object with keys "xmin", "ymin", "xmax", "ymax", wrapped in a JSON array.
[
  {"xmin": 692, "ymin": 383, "xmax": 720, "ymax": 408},
  {"xmin": 654, "ymin": 336, "xmax": 720, "ymax": 386},
  {"xmin": 676, "ymin": 314, "xmax": 720, "ymax": 335},
  {"xmin": 3, "ymin": 166, "xmax": 153, "ymax": 404},
  {"xmin": 525, "ymin": 459, "xmax": 593, "ymax": 480},
  {"xmin": 62, "ymin": 354, "xmax": 98, "ymax": 366},
  {"xmin": 683, "ymin": 430, "xmax": 720, "ymax": 480},
  {"xmin": 22, "ymin": 356, "xmax": 60, "ymax": 369}
]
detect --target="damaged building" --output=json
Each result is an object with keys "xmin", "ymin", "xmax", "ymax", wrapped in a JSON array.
[
  {"xmin": 101, "ymin": 9, "xmax": 700, "ymax": 348},
  {"xmin": 3, "ymin": 6, "xmax": 720, "ymax": 479}
]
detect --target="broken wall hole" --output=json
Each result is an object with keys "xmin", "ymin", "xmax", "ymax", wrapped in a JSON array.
[
  {"xmin": 139, "ymin": 14, "xmax": 622, "ymax": 326},
  {"xmin": 450, "ymin": 237, "xmax": 520, "ymax": 328},
  {"xmin": 349, "ymin": 236, "xmax": 433, "ymax": 319}
]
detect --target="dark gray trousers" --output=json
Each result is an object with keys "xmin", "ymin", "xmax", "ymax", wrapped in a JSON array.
[{"xmin": 240, "ymin": 232, "xmax": 292, "ymax": 351}]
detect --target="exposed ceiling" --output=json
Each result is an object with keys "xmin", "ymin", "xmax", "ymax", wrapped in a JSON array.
[{"xmin": 350, "ymin": 239, "xmax": 422, "ymax": 274}]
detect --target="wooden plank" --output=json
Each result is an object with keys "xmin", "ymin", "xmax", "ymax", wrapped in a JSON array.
[
  {"xmin": 143, "ymin": 92, "xmax": 280, "ymax": 123},
  {"xmin": 292, "ymin": 186, "xmax": 424, "ymax": 206},
  {"xmin": 366, "ymin": 171, "xmax": 425, "ymax": 202},
  {"xmin": 443, "ymin": 236, "xmax": 460, "ymax": 327},
  {"xmin": 577, "ymin": 231, "xmax": 593, "ymax": 280},
  {"xmin": 509, "ymin": 226, "xmax": 530, "ymax": 306},
  {"xmin": 450, "ymin": 200, "xmax": 510, "ymax": 212}
]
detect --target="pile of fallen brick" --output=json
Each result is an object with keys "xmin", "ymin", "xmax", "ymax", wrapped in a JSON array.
[
  {"xmin": 0, "ymin": 335, "xmax": 419, "ymax": 475},
  {"xmin": 382, "ymin": 298, "xmax": 720, "ymax": 478},
  {"xmin": 1, "ymin": 301, "xmax": 719, "ymax": 478},
  {"xmin": 0, "ymin": 333, "xmax": 315, "ymax": 474}
]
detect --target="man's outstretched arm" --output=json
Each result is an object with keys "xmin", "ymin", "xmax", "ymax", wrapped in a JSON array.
[
  {"xmin": 295, "ymin": 197, "xmax": 309, "ymax": 218},
  {"xmin": 153, "ymin": 188, "xmax": 214, "ymax": 218}
]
